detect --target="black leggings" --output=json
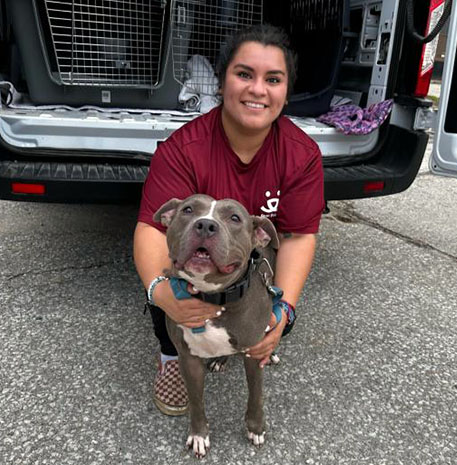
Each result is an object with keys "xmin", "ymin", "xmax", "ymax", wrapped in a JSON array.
[{"xmin": 147, "ymin": 302, "xmax": 178, "ymax": 356}]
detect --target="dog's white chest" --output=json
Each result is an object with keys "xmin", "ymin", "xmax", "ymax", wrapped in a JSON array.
[{"xmin": 180, "ymin": 321, "xmax": 237, "ymax": 358}]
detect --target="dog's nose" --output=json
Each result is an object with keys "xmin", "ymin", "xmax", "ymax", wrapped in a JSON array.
[{"xmin": 194, "ymin": 219, "xmax": 219, "ymax": 238}]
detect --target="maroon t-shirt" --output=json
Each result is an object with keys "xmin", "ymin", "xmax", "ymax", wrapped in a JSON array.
[{"xmin": 138, "ymin": 106, "xmax": 324, "ymax": 234}]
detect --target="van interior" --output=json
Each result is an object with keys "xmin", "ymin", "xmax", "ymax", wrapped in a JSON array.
[{"xmin": 0, "ymin": 0, "xmax": 429, "ymax": 161}]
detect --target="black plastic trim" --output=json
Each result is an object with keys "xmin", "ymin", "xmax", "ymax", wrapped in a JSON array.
[
  {"xmin": 0, "ymin": 159, "xmax": 147, "ymax": 203},
  {"xmin": 324, "ymin": 124, "xmax": 429, "ymax": 200},
  {"xmin": 394, "ymin": 95, "xmax": 433, "ymax": 108}
]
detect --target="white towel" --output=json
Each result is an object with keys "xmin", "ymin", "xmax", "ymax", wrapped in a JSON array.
[{"xmin": 178, "ymin": 55, "xmax": 221, "ymax": 113}]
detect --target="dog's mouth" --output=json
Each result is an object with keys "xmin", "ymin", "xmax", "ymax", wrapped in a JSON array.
[
  {"xmin": 193, "ymin": 247, "xmax": 211, "ymax": 260},
  {"xmin": 176, "ymin": 247, "xmax": 240, "ymax": 275}
]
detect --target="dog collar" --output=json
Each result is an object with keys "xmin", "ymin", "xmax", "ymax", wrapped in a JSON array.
[{"xmin": 170, "ymin": 249, "xmax": 262, "ymax": 306}]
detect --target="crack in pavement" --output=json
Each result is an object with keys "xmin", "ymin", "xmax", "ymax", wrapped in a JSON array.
[
  {"xmin": 324, "ymin": 205, "xmax": 457, "ymax": 263},
  {"xmin": 4, "ymin": 258, "xmax": 133, "ymax": 283}
]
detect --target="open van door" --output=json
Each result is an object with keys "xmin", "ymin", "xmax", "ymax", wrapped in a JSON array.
[{"xmin": 431, "ymin": 0, "xmax": 457, "ymax": 177}]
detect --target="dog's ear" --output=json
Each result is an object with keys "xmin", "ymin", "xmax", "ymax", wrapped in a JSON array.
[
  {"xmin": 252, "ymin": 216, "xmax": 280, "ymax": 250},
  {"xmin": 153, "ymin": 198, "xmax": 182, "ymax": 227}
]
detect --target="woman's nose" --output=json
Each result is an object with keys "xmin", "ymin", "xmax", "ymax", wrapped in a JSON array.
[{"xmin": 249, "ymin": 77, "xmax": 267, "ymax": 96}]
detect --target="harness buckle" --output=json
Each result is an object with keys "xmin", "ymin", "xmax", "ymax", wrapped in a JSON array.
[
  {"xmin": 267, "ymin": 285, "xmax": 284, "ymax": 300},
  {"xmin": 259, "ymin": 258, "xmax": 275, "ymax": 287}
]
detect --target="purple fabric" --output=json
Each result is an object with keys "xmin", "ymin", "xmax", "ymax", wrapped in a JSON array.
[{"xmin": 317, "ymin": 99, "xmax": 394, "ymax": 135}]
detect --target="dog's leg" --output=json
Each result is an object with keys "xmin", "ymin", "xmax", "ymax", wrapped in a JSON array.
[
  {"xmin": 178, "ymin": 353, "xmax": 210, "ymax": 458},
  {"xmin": 243, "ymin": 356, "xmax": 266, "ymax": 447}
]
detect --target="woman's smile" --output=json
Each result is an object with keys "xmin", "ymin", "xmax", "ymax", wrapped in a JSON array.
[{"xmin": 242, "ymin": 101, "xmax": 269, "ymax": 109}]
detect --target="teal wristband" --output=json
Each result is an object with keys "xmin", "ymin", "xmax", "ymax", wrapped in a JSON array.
[
  {"xmin": 278, "ymin": 300, "xmax": 296, "ymax": 325},
  {"xmin": 278, "ymin": 300, "xmax": 296, "ymax": 337}
]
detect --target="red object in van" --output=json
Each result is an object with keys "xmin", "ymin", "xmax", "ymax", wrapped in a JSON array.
[{"xmin": 415, "ymin": 0, "xmax": 446, "ymax": 97}]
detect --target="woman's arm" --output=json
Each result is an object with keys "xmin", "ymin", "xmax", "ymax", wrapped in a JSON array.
[
  {"xmin": 275, "ymin": 232, "xmax": 316, "ymax": 307},
  {"xmin": 246, "ymin": 233, "xmax": 316, "ymax": 367},
  {"xmin": 134, "ymin": 221, "xmax": 171, "ymax": 290},
  {"xmin": 133, "ymin": 221, "xmax": 222, "ymax": 328}
]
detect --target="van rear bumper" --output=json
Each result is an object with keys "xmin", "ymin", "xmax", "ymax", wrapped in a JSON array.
[
  {"xmin": 0, "ymin": 160, "xmax": 147, "ymax": 203},
  {"xmin": 324, "ymin": 125, "xmax": 429, "ymax": 200},
  {"xmin": 0, "ymin": 125, "xmax": 428, "ymax": 203}
]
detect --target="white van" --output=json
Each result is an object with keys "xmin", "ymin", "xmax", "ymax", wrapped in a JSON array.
[{"xmin": 0, "ymin": 0, "xmax": 454, "ymax": 202}]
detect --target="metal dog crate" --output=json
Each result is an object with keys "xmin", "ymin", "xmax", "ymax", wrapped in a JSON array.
[
  {"xmin": 43, "ymin": 0, "xmax": 166, "ymax": 88},
  {"xmin": 8, "ymin": 0, "xmax": 262, "ymax": 108},
  {"xmin": 265, "ymin": 0, "xmax": 350, "ymax": 117},
  {"xmin": 7, "ymin": 0, "xmax": 179, "ymax": 107},
  {"xmin": 8, "ymin": 0, "xmax": 346, "ymax": 113},
  {"xmin": 171, "ymin": 0, "xmax": 262, "ymax": 95},
  {"xmin": 288, "ymin": 0, "xmax": 350, "ymax": 116}
]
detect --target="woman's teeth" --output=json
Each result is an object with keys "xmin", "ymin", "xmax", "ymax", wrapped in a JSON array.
[{"xmin": 244, "ymin": 102, "xmax": 266, "ymax": 109}]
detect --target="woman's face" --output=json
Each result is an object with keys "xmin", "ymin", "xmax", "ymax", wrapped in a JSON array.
[{"xmin": 221, "ymin": 41, "xmax": 288, "ymax": 135}]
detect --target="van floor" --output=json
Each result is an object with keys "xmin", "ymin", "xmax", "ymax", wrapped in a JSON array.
[{"xmin": 0, "ymin": 105, "xmax": 380, "ymax": 159}]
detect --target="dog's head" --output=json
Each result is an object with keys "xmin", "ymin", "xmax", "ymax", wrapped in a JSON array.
[{"xmin": 154, "ymin": 194, "xmax": 279, "ymax": 291}]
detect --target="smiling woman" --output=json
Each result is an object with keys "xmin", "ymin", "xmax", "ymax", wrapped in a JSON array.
[
  {"xmin": 133, "ymin": 24, "xmax": 324, "ymax": 419},
  {"xmin": 220, "ymin": 42, "xmax": 289, "ymax": 163}
]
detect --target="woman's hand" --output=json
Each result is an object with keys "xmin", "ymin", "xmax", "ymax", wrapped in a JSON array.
[
  {"xmin": 245, "ymin": 308, "xmax": 287, "ymax": 368},
  {"xmin": 153, "ymin": 279, "xmax": 223, "ymax": 328}
]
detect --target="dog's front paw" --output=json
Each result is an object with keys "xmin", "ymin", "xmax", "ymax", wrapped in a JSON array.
[
  {"xmin": 247, "ymin": 430, "xmax": 265, "ymax": 447},
  {"xmin": 186, "ymin": 434, "xmax": 210, "ymax": 458}
]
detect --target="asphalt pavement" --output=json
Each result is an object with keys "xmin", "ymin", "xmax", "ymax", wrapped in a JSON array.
[{"xmin": 1, "ymin": 131, "xmax": 457, "ymax": 464}]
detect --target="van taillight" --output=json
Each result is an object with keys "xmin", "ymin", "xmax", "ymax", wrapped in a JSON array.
[
  {"xmin": 11, "ymin": 182, "xmax": 46, "ymax": 195},
  {"xmin": 414, "ymin": 0, "xmax": 446, "ymax": 97},
  {"xmin": 363, "ymin": 181, "xmax": 385, "ymax": 193}
]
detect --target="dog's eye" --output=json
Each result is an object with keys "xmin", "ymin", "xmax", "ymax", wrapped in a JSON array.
[
  {"xmin": 182, "ymin": 206, "xmax": 193, "ymax": 214},
  {"xmin": 231, "ymin": 214, "xmax": 241, "ymax": 223}
]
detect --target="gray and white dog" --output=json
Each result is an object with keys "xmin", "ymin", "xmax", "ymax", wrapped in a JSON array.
[{"xmin": 154, "ymin": 194, "xmax": 279, "ymax": 458}]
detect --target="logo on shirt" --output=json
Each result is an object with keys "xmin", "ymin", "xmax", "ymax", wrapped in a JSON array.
[{"xmin": 260, "ymin": 190, "xmax": 280, "ymax": 218}]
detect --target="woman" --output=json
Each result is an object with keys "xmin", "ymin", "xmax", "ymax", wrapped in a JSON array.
[{"xmin": 134, "ymin": 24, "xmax": 324, "ymax": 416}]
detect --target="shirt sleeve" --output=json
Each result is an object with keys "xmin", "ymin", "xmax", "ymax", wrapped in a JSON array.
[
  {"xmin": 137, "ymin": 138, "xmax": 197, "ymax": 232},
  {"xmin": 275, "ymin": 141, "xmax": 325, "ymax": 235}
]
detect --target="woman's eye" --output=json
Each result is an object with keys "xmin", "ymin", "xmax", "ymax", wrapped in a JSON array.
[
  {"xmin": 267, "ymin": 77, "xmax": 281, "ymax": 84},
  {"xmin": 182, "ymin": 206, "xmax": 193, "ymax": 214},
  {"xmin": 237, "ymin": 71, "xmax": 251, "ymax": 79},
  {"xmin": 231, "ymin": 214, "xmax": 241, "ymax": 223}
]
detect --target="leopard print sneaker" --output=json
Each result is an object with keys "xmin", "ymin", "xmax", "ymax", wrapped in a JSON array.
[{"xmin": 154, "ymin": 359, "xmax": 189, "ymax": 416}]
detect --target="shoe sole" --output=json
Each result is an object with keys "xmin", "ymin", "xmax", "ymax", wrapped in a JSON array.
[{"xmin": 154, "ymin": 396, "xmax": 189, "ymax": 416}]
